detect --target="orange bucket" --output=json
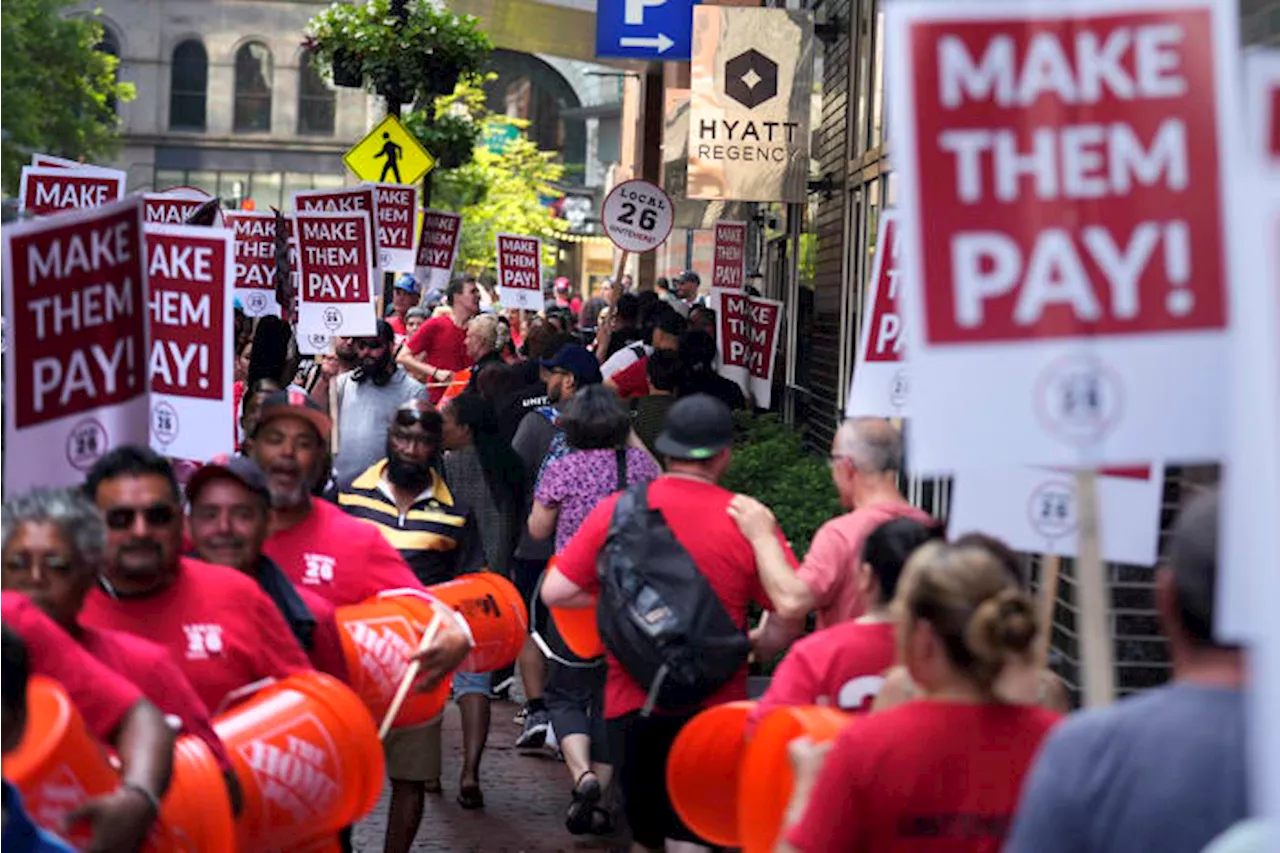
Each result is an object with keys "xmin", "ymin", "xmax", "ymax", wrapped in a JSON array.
[
  {"xmin": 441, "ymin": 369, "xmax": 472, "ymax": 401},
  {"xmin": 3, "ymin": 675, "xmax": 119, "ymax": 849},
  {"xmin": 665, "ymin": 700, "xmax": 754, "ymax": 846},
  {"xmin": 155, "ymin": 734, "xmax": 236, "ymax": 852},
  {"xmin": 737, "ymin": 706, "xmax": 852, "ymax": 853},
  {"xmin": 541, "ymin": 557, "xmax": 604, "ymax": 659},
  {"xmin": 213, "ymin": 671, "xmax": 386, "ymax": 853},
  {"xmin": 334, "ymin": 591, "xmax": 453, "ymax": 728},
  {"xmin": 428, "ymin": 572, "xmax": 528, "ymax": 673}
]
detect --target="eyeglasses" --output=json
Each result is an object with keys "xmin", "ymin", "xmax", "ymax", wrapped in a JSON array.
[
  {"xmin": 394, "ymin": 409, "xmax": 439, "ymax": 429},
  {"xmin": 104, "ymin": 504, "xmax": 177, "ymax": 531}
]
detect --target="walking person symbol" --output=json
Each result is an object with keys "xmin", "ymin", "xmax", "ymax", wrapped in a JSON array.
[{"xmin": 375, "ymin": 132, "xmax": 403, "ymax": 183}]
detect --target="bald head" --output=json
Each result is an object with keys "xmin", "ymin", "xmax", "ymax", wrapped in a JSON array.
[{"xmin": 833, "ymin": 418, "xmax": 904, "ymax": 476}]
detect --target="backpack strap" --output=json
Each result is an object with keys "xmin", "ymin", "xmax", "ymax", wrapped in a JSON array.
[{"xmin": 616, "ymin": 448, "xmax": 628, "ymax": 491}]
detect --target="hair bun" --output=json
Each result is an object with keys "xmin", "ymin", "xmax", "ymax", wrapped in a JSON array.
[{"xmin": 965, "ymin": 588, "xmax": 1038, "ymax": 665}]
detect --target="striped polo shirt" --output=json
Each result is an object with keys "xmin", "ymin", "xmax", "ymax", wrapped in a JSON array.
[{"xmin": 337, "ymin": 460, "xmax": 483, "ymax": 587}]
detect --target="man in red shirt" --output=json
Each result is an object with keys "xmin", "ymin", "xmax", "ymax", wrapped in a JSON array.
[
  {"xmin": 397, "ymin": 275, "xmax": 481, "ymax": 402},
  {"xmin": 78, "ymin": 446, "xmax": 312, "ymax": 715},
  {"xmin": 730, "ymin": 417, "xmax": 931, "ymax": 639},
  {"xmin": 387, "ymin": 274, "xmax": 420, "ymax": 339},
  {"xmin": 185, "ymin": 457, "xmax": 347, "ymax": 682},
  {"xmin": 2, "ymin": 592, "xmax": 173, "ymax": 852},
  {"xmin": 1, "ymin": 489, "xmax": 235, "ymax": 792},
  {"xmin": 541, "ymin": 395, "xmax": 796, "ymax": 852}
]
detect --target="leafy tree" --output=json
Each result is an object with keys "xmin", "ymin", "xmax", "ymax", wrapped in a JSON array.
[{"xmin": 1, "ymin": 0, "xmax": 135, "ymax": 194}]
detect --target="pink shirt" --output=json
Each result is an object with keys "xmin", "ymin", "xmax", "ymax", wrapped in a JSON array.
[{"xmin": 797, "ymin": 502, "xmax": 933, "ymax": 630}]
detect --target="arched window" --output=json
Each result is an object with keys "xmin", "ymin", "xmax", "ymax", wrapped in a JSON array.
[
  {"xmin": 96, "ymin": 28, "xmax": 121, "ymax": 114},
  {"xmin": 297, "ymin": 57, "xmax": 335, "ymax": 136},
  {"xmin": 169, "ymin": 40, "xmax": 208, "ymax": 130},
  {"xmin": 234, "ymin": 42, "xmax": 273, "ymax": 132}
]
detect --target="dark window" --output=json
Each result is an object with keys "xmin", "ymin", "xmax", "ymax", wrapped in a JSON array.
[
  {"xmin": 234, "ymin": 42, "xmax": 273, "ymax": 132},
  {"xmin": 169, "ymin": 40, "xmax": 208, "ymax": 130},
  {"xmin": 297, "ymin": 57, "xmax": 335, "ymax": 136}
]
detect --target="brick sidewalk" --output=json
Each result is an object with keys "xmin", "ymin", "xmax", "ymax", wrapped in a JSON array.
[{"xmin": 352, "ymin": 699, "xmax": 625, "ymax": 853}]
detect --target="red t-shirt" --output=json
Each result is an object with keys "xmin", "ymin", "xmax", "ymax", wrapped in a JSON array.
[
  {"xmin": 2, "ymin": 592, "xmax": 144, "ymax": 742},
  {"xmin": 295, "ymin": 585, "xmax": 349, "ymax": 682},
  {"xmin": 79, "ymin": 558, "xmax": 311, "ymax": 715},
  {"xmin": 405, "ymin": 314, "xmax": 468, "ymax": 403},
  {"xmin": 262, "ymin": 498, "xmax": 424, "ymax": 607},
  {"xmin": 77, "ymin": 625, "xmax": 233, "ymax": 773},
  {"xmin": 555, "ymin": 475, "xmax": 794, "ymax": 718},
  {"xmin": 611, "ymin": 356, "xmax": 650, "ymax": 399},
  {"xmin": 388, "ymin": 314, "xmax": 407, "ymax": 338},
  {"xmin": 785, "ymin": 702, "xmax": 1062, "ymax": 853},
  {"xmin": 747, "ymin": 620, "xmax": 897, "ymax": 730}
]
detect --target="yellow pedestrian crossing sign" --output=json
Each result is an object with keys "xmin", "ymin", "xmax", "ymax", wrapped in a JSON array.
[{"xmin": 344, "ymin": 115, "xmax": 436, "ymax": 185}]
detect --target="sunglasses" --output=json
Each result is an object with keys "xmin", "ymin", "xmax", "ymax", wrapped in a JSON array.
[
  {"xmin": 104, "ymin": 504, "xmax": 177, "ymax": 531},
  {"xmin": 394, "ymin": 409, "xmax": 439, "ymax": 429}
]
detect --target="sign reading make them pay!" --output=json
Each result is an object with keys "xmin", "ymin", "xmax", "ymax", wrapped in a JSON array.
[
  {"xmin": 885, "ymin": 0, "xmax": 1242, "ymax": 473},
  {"xmin": 344, "ymin": 115, "xmax": 436, "ymax": 186},
  {"xmin": 601, "ymin": 179, "xmax": 674, "ymax": 253}
]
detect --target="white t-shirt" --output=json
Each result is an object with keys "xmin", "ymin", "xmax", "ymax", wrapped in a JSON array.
[{"xmin": 600, "ymin": 342, "xmax": 652, "ymax": 380}]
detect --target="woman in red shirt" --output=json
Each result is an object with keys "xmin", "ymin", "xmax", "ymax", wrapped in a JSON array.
[{"xmin": 777, "ymin": 540, "xmax": 1063, "ymax": 853}]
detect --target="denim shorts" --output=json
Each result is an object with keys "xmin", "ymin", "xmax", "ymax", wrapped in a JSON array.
[{"xmin": 453, "ymin": 671, "xmax": 492, "ymax": 697}]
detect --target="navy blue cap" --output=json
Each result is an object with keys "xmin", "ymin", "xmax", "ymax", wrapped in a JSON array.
[
  {"xmin": 539, "ymin": 344, "xmax": 602, "ymax": 386},
  {"xmin": 394, "ymin": 273, "xmax": 419, "ymax": 293}
]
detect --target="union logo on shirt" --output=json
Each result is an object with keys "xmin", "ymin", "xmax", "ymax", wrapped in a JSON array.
[
  {"xmin": 836, "ymin": 675, "xmax": 886, "ymax": 713},
  {"xmin": 183, "ymin": 623, "xmax": 225, "ymax": 659},
  {"xmin": 302, "ymin": 553, "xmax": 336, "ymax": 585}
]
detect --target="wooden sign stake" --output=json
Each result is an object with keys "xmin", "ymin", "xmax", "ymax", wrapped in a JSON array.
[
  {"xmin": 1075, "ymin": 469, "xmax": 1116, "ymax": 707},
  {"xmin": 1035, "ymin": 554, "xmax": 1062, "ymax": 669}
]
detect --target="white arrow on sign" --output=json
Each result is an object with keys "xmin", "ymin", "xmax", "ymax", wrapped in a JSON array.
[{"xmin": 619, "ymin": 33, "xmax": 674, "ymax": 53}]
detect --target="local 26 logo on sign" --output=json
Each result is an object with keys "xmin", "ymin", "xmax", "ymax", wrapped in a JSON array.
[{"xmin": 725, "ymin": 49, "xmax": 778, "ymax": 109}]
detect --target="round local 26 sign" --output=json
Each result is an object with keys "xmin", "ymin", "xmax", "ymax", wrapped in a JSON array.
[{"xmin": 601, "ymin": 179, "xmax": 674, "ymax": 254}]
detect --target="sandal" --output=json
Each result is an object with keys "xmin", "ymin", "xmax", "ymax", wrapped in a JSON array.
[
  {"xmin": 565, "ymin": 771, "xmax": 601, "ymax": 835},
  {"xmin": 588, "ymin": 805, "xmax": 616, "ymax": 836},
  {"xmin": 457, "ymin": 784, "xmax": 485, "ymax": 810}
]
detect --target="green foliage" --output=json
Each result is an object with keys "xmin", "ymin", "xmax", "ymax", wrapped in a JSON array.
[
  {"xmin": 402, "ymin": 73, "xmax": 488, "ymax": 171},
  {"xmin": 721, "ymin": 413, "xmax": 841, "ymax": 559},
  {"xmin": 1, "ymin": 0, "xmax": 135, "ymax": 194},
  {"xmin": 304, "ymin": 0, "xmax": 491, "ymax": 105}
]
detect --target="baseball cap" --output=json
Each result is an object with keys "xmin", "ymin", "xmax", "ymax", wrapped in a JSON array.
[
  {"xmin": 539, "ymin": 344, "xmax": 602, "ymax": 386},
  {"xmin": 677, "ymin": 270, "xmax": 701, "ymax": 287},
  {"xmin": 555, "ymin": 276, "xmax": 571, "ymax": 292},
  {"xmin": 655, "ymin": 394, "xmax": 734, "ymax": 460},
  {"xmin": 186, "ymin": 456, "xmax": 272, "ymax": 505},
  {"xmin": 394, "ymin": 274, "xmax": 419, "ymax": 294},
  {"xmin": 254, "ymin": 389, "xmax": 332, "ymax": 441}
]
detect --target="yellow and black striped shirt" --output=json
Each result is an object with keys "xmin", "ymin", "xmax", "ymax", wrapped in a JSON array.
[{"xmin": 337, "ymin": 460, "xmax": 484, "ymax": 586}]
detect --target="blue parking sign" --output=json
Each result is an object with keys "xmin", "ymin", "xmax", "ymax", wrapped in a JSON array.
[{"xmin": 596, "ymin": 0, "xmax": 697, "ymax": 61}]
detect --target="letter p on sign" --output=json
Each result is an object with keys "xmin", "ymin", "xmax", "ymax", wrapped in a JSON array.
[{"xmin": 625, "ymin": 0, "xmax": 665, "ymax": 24}]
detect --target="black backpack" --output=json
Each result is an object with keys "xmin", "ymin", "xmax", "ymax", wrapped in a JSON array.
[{"xmin": 595, "ymin": 482, "xmax": 751, "ymax": 715}]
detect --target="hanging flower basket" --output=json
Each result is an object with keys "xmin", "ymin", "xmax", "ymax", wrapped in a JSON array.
[{"xmin": 331, "ymin": 48, "xmax": 363, "ymax": 88}]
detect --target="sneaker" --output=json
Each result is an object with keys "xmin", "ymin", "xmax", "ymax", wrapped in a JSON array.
[
  {"xmin": 515, "ymin": 708, "xmax": 551, "ymax": 749},
  {"xmin": 513, "ymin": 704, "xmax": 528, "ymax": 725}
]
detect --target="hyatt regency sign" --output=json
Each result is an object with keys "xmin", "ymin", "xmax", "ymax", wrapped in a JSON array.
[{"xmin": 688, "ymin": 7, "xmax": 814, "ymax": 203}]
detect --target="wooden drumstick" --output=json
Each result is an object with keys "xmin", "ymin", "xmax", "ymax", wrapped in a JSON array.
[{"xmin": 378, "ymin": 613, "xmax": 443, "ymax": 741}]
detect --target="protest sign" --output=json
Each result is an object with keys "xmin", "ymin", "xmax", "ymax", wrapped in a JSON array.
[
  {"xmin": 711, "ymin": 221, "xmax": 747, "ymax": 291},
  {"xmin": 31, "ymin": 154, "xmax": 82, "ymax": 169},
  {"xmin": 143, "ymin": 224, "xmax": 235, "ymax": 460},
  {"xmin": 295, "ymin": 210, "xmax": 377, "ymax": 338},
  {"xmin": 293, "ymin": 187, "xmax": 381, "ymax": 273},
  {"xmin": 368, "ymin": 182, "xmax": 418, "ymax": 271},
  {"xmin": 886, "ymin": 0, "xmax": 1242, "ymax": 472},
  {"xmin": 223, "ymin": 211, "xmax": 298, "ymax": 319},
  {"xmin": 846, "ymin": 210, "xmax": 907, "ymax": 416},
  {"xmin": 143, "ymin": 187, "xmax": 213, "ymax": 226},
  {"xmin": 415, "ymin": 209, "xmax": 463, "ymax": 294},
  {"xmin": 949, "ymin": 465, "xmax": 1164, "ymax": 566},
  {"xmin": 496, "ymin": 234, "xmax": 544, "ymax": 310},
  {"xmin": 2, "ymin": 197, "xmax": 150, "ymax": 492},
  {"xmin": 716, "ymin": 291, "xmax": 783, "ymax": 407},
  {"xmin": 601, "ymin": 179, "xmax": 674, "ymax": 253},
  {"xmin": 19, "ymin": 166, "xmax": 126, "ymax": 217}
]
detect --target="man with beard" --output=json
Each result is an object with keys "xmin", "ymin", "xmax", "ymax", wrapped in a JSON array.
[
  {"xmin": 78, "ymin": 446, "xmax": 311, "ymax": 715},
  {"xmin": 336, "ymin": 400, "xmax": 492, "ymax": 846},
  {"xmin": 186, "ymin": 456, "xmax": 347, "ymax": 681},
  {"xmin": 330, "ymin": 320, "xmax": 429, "ymax": 484}
]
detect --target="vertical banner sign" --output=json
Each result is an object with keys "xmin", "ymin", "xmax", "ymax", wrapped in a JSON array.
[
  {"xmin": 949, "ymin": 465, "xmax": 1164, "ymax": 566},
  {"xmin": 688, "ymin": 7, "xmax": 814, "ymax": 203},
  {"xmin": 293, "ymin": 187, "xmax": 381, "ymax": 274},
  {"xmin": 711, "ymin": 221, "xmax": 747, "ymax": 290},
  {"xmin": 847, "ymin": 210, "xmax": 908, "ymax": 416},
  {"xmin": 223, "ymin": 212, "xmax": 298, "ymax": 319},
  {"xmin": 2, "ymin": 197, "xmax": 150, "ymax": 492},
  {"xmin": 415, "ymin": 209, "xmax": 463, "ymax": 294},
  {"xmin": 368, "ymin": 182, "xmax": 419, "ymax": 271},
  {"xmin": 716, "ymin": 292, "xmax": 783, "ymax": 407},
  {"xmin": 142, "ymin": 187, "xmax": 213, "ymax": 225},
  {"xmin": 496, "ymin": 234, "xmax": 545, "ymax": 310},
  {"xmin": 144, "ymin": 225, "xmax": 235, "ymax": 460},
  {"xmin": 885, "ymin": 0, "xmax": 1243, "ymax": 472},
  {"xmin": 19, "ymin": 166, "xmax": 126, "ymax": 217},
  {"xmin": 295, "ymin": 211, "xmax": 378, "ymax": 339}
]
